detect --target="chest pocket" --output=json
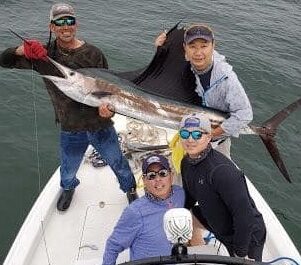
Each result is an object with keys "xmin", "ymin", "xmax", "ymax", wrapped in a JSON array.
[{"xmin": 191, "ymin": 172, "xmax": 215, "ymax": 205}]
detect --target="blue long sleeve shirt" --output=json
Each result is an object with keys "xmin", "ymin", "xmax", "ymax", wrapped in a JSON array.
[{"xmin": 102, "ymin": 185, "xmax": 185, "ymax": 265}]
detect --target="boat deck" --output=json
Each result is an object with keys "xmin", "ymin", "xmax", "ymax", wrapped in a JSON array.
[
  {"xmin": 4, "ymin": 116, "xmax": 301, "ymax": 265},
  {"xmin": 29, "ymin": 160, "xmax": 226, "ymax": 265}
]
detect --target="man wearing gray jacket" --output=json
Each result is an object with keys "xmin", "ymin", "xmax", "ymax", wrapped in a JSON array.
[{"xmin": 155, "ymin": 24, "xmax": 253, "ymax": 158}]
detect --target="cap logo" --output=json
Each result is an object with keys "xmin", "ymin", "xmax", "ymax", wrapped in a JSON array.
[
  {"xmin": 54, "ymin": 5, "xmax": 72, "ymax": 15},
  {"xmin": 184, "ymin": 25, "xmax": 214, "ymax": 44},
  {"xmin": 57, "ymin": 5, "xmax": 69, "ymax": 12},
  {"xmin": 50, "ymin": 3, "xmax": 75, "ymax": 21},
  {"xmin": 146, "ymin": 156, "xmax": 161, "ymax": 165},
  {"xmin": 183, "ymin": 117, "xmax": 200, "ymax": 128}
]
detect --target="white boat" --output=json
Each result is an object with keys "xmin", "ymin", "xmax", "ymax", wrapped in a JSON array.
[{"xmin": 3, "ymin": 115, "xmax": 301, "ymax": 265}]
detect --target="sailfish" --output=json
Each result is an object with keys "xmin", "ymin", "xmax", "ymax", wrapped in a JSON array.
[{"xmin": 40, "ymin": 27, "xmax": 300, "ymax": 183}]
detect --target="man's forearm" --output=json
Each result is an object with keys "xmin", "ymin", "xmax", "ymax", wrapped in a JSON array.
[{"xmin": 0, "ymin": 47, "xmax": 32, "ymax": 69}]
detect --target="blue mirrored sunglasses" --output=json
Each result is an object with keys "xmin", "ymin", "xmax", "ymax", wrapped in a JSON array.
[
  {"xmin": 143, "ymin": 169, "xmax": 169, "ymax": 180},
  {"xmin": 179, "ymin": 129, "xmax": 207, "ymax": 140},
  {"xmin": 52, "ymin": 17, "xmax": 76, "ymax": 27}
]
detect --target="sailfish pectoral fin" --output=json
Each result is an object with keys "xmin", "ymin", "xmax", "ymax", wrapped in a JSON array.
[{"xmin": 91, "ymin": 91, "xmax": 113, "ymax": 98}]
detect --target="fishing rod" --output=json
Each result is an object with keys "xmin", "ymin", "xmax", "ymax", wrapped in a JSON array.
[
  {"xmin": 8, "ymin": 28, "xmax": 30, "ymax": 44},
  {"xmin": 8, "ymin": 28, "xmax": 49, "ymax": 62}
]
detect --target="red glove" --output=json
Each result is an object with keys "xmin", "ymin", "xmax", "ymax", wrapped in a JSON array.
[{"xmin": 23, "ymin": 40, "xmax": 48, "ymax": 61}]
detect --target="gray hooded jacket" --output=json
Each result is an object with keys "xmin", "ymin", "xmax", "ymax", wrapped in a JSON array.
[{"xmin": 194, "ymin": 51, "xmax": 253, "ymax": 137}]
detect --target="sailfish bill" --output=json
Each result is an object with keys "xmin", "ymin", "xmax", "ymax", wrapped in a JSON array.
[{"xmin": 43, "ymin": 57, "xmax": 301, "ymax": 182}]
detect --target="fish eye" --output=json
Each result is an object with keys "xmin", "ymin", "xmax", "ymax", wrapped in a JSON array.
[{"xmin": 70, "ymin": 71, "xmax": 75, "ymax": 76}]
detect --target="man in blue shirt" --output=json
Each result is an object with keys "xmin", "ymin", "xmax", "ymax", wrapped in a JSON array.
[{"xmin": 102, "ymin": 154, "xmax": 185, "ymax": 264}]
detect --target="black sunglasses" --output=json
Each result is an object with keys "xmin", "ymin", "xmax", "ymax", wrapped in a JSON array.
[
  {"xmin": 52, "ymin": 17, "xmax": 76, "ymax": 27},
  {"xmin": 179, "ymin": 129, "xmax": 207, "ymax": 140},
  {"xmin": 143, "ymin": 169, "xmax": 169, "ymax": 180}
]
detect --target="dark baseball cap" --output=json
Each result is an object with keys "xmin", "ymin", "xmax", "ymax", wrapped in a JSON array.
[
  {"xmin": 184, "ymin": 24, "xmax": 214, "ymax": 44},
  {"xmin": 142, "ymin": 154, "xmax": 171, "ymax": 174}
]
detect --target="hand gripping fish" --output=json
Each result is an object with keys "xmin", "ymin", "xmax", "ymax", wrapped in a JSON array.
[{"xmin": 43, "ymin": 57, "xmax": 301, "ymax": 183}]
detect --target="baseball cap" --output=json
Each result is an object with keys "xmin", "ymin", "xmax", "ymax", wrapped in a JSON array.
[
  {"xmin": 180, "ymin": 113, "xmax": 212, "ymax": 133},
  {"xmin": 50, "ymin": 3, "xmax": 75, "ymax": 21},
  {"xmin": 184, "ymin": 24, "xmax": 214, "ymax": 44},
  {"xmin": 142, "ymin": 154, "xmax": 171, "ymax": 174}
]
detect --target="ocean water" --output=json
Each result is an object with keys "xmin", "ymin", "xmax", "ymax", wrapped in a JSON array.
[{"xmin": 0, "ymin": 0, "xmax": 300, "ymax": 262}]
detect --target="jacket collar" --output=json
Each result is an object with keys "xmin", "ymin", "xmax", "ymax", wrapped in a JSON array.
[{"xmin": 185, "ymin": 144, "xmax": 212, "ymax": 165}]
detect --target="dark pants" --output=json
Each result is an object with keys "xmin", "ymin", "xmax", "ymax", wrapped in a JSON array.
[
  {"xmin": 224, "ymin": 229, "xmax": 266, "ymax": 261},
  {"xmin": 192, "ymin": 206, "xmax": 266, "ymax": 261}
]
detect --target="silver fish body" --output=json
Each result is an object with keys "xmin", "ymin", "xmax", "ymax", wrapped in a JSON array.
[
  {"xmin": 43, "ymin": 58, "xmax": 255, "ymax": 135},
  {"xmin": 42, "ymin": 58, "xmax": 301, "ymax": 182}
]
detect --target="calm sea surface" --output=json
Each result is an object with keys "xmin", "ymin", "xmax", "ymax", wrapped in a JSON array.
[{"xmin": 0, "ymin": 0, "xmax": 300, "ymax": 262}]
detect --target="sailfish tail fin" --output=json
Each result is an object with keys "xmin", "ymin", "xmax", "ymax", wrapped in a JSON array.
[{"xmin": 258, "ymin": 98, "xmax": 301, "ymax": 182}]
